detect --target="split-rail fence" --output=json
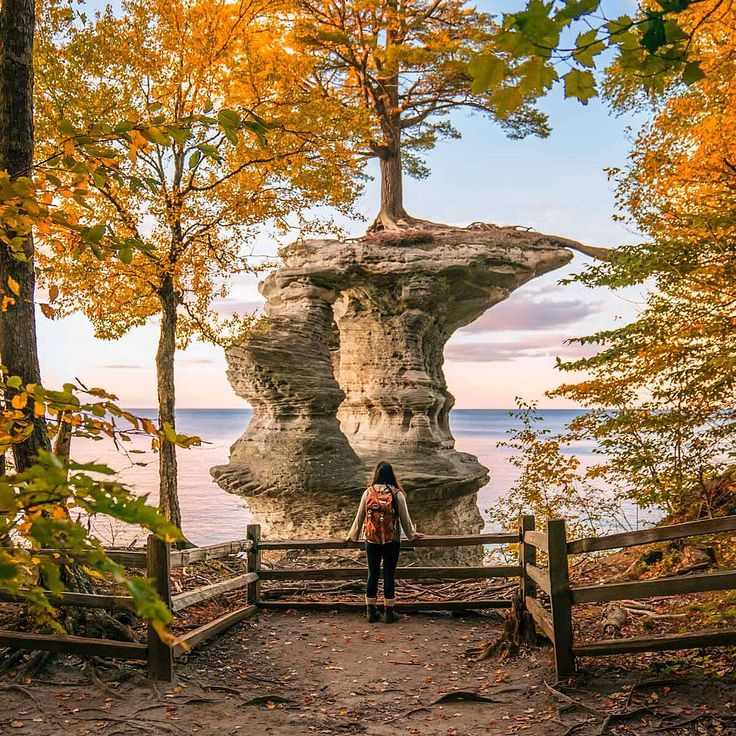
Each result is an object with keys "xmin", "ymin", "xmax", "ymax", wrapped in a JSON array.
[{"xmin": 1, "ymin": 515, "xmax": 736, "ymax": 680}]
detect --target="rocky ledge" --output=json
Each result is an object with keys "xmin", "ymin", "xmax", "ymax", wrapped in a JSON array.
[{"xmin": 212, "ymin": 226, "xmax": 578, "ymax": 563}]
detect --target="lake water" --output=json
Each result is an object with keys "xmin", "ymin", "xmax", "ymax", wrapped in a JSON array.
[{"xmin": 72, "ymin": 408, "xmax": 628, "ymax": 546}]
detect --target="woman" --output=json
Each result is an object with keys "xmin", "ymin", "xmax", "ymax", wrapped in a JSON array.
[{"xmin": 347, "ymin": 461, "xmax": 424, "ymax": 623}]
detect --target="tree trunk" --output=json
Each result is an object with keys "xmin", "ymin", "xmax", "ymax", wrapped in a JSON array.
[
  {"xmin": 378, "ymin": 143, "xmax": 408, "ymax": 226},
  {"xmin": 156, "ymin": 274, "xmax": 184, "ymax": 536},
  {"xmin": 0, "ymin": 0, "xmax": 50, "ymax": 470}
]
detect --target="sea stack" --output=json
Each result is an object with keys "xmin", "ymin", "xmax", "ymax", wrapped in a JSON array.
[{"xmin": 212, "ymin": 226, "xmax": 576, "ymax": 563}]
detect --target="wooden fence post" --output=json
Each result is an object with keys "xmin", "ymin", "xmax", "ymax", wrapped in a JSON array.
[
  {"xmin": 519, "ymin": 514, "xmax": 536, "ymax": 607},
  {"xmin": 246, "ymin": 524, "xmax": 261, "ymax": 606},
  {"xmin": 547, "ymin": 519, "xmax": 575, "ymax": 679},
  {"xmin": 147, "ymin": 535, "xmax": 174, "ymax": 682}
]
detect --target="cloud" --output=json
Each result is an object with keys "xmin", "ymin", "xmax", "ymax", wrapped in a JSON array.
[
  {"xmin": 459, "ymin": 297, "xmax": 600, "ymax": 334},
  {"xmin": 102, "ymin": 363, "xmax": 145, "ymax": 370},
  {"xmin": 445, "ymin": 334, "xmax": 598, "ymax": 363}
]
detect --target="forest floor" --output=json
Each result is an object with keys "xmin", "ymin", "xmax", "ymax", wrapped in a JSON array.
[{"xmin": 2, "ymin": 608, "xmax": 736, "ymax": 736}]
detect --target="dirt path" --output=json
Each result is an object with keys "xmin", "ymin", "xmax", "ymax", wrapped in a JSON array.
[{"xmin": 1, "ymin": 610, "xmax": 735, "ymax": 735}]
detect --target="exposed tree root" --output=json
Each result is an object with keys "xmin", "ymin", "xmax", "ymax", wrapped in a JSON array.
[
  {"xmin": 0, "ymin": 682, "xmax": 44, "ymax": 710},
  {"xmin": 11, "ymin": 650, "xmax": 53, "ymax": 682},
  {"xmin": 366, "ymin": 210, "xmax": 448, "ymax": 234},
  {"xmin": 0, "ymin": 649, "xmax": 27, "ymax": 675},
  {"xmin": 466, "ymin": 590, "xmax": 534, "ymax": 661},
  {"xmin": 385, "ymin": 688, "xmax": 506, "ymax": 723}
]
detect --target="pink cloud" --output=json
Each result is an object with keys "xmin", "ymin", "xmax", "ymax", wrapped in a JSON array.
[
  {"xmin": 459, "ymin": 297, "xmax": 600, "ymax": 333},
  {"xmin": 445, "ymin": 334, "xmax": 599, "ymax": 363}
]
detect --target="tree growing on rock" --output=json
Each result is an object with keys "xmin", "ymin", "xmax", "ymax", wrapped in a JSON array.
[
  {"xmin": 294, "ymin": 0, "xmax": 550, "ymax": 231},
  {"xmin": 35, "ymin": 0, "xmax": 362, "ymax": 536}
]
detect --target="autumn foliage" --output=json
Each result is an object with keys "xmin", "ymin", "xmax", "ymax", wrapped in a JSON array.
[{"xmin": 34, "ymin": 0, "xmax": 365, "ymax": 531}]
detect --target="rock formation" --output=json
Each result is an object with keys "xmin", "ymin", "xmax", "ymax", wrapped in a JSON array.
[{"xmin": 212, "ymin": 227, "xmax": 577, "ymax": 563}]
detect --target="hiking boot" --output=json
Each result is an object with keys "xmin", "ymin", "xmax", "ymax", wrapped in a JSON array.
[
  {"xmin": 366, "ymin": 605, "xmax": 380, "ymax": 623},
  {"xmin": 384, "ymin": 608, "xmax": 401, "ymax": 624}
]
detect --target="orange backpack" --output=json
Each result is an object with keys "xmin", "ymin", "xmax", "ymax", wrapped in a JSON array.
[{"xmin": 364, "ymin": 484, "xmax": 398, "ymax": 544}]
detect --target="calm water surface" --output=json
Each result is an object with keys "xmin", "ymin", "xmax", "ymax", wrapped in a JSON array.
[{"xmin": 73, "ymin": 409, "xmax": 618, "ymax": 546}]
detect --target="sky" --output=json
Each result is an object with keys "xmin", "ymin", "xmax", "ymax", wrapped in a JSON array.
[{"xmin": 38, "ymin": 1, "xmax": 648, "ymax": 410}]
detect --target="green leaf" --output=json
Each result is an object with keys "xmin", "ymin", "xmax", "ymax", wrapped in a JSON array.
[
  {"xmin": 682, "ymin": 60, "xmax": 705, "ymax": 84},
  {"xmin": 118, "ymin": 246, "xmax": 133, "ymax": 265},
  {"xmin": 512, "ymin": 0, "xmax": 560, "ymax": 51},
  {"xmin": 6, "ymin": 376, "xmax": 22, "ymax": 389},
  {"xmin": 167, "ymin": 126, "xmax": 191, "ymax": 145},
  {"xmin": 562, "ymin": 68, "xmax": 598, "ymax": 104},
  {"xmin": 468, "ymin": 55, "xmax": 506, "ymax": 94},
  {"xmin": 188, "ymin": 151, "xmax": 201, "ymax": 172},
  {"xmin": 113, "ymin": 120, "xmax": 136, "ymax": 133},
  {"xmin": 640, "ymin": 12, "xmax": 667, "ymax": 54},
  {"xmin": 663, "ymin": 19, "xmax": 688, "ymax": 43},
  {"xmin": 555, "ymin": 0, "xmax": 599, "ymax": 22},
  {"xmin": 657, "ymin": 0, "xmax": 690, "ymax": 12},
  {"xmin": 58, "ymin": 120, "xmax": 76, "ymax": 136},
  {"xmin": 517, "ymin": 58, "xmax": 558, "ymax": 95},
  {"xmin": 86, "ymin": 223, "xmax": 106, "ymax": 243},
  {"xmin": 140, "ymin": 127, "xmax": 171, "ymax": 146},
  {"xmin": 218, "ymin": 109, "xmax": 241, "ymax": 129},
  {"xmin": 605, "ymin": 15, "xmax": 633, "ymax": 36},
  {"xmin": 574, "ymin": 29, "xmax": 606, "ymax": 68}
]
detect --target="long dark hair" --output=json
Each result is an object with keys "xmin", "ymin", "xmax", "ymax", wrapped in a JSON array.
[{"xmin": 369, "ymin": 461, "xmax": 405, "ymax": 494}]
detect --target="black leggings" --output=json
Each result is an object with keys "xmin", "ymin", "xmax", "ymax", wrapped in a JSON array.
[{"xmin": 365, "ymin": 541, "xmax": 401, "ymax": 600}]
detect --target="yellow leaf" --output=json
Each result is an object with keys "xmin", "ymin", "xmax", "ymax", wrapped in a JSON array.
[
  {"xmin": 51, "ymin": 506, "xmax": 68, "ymax": 520},
  {"xmin": 11, "ymin": 393, "xmax": 28, "ymax": 410},
  {"xmin": 7, "ymin": 277, "xmax": 20, "ymax": 296}
]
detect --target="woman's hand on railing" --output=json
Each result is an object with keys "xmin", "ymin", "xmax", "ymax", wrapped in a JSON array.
[{"xmin": 410, "ymin": 532, "xmax": 426, "ymax": 541}]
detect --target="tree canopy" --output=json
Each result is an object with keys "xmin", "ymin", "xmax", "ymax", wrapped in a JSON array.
[
  {"xmin": 294, "ymin": 0, "xmax": 550, "ymax": 229},
  {"xmin": 34, "ymin": 0, "xmax": 364, "ymax": 532}
]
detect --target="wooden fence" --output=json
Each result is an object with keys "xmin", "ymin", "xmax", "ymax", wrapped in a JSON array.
[
  {"xmin": 0, "ymin": 533, "xmax": 258, "ymax": 681},
  {"xmin": 255, "ymin": 530, "xmax": 519, "ymax": 612},
  {"xmin": 520, "ymin": 514, "xmax": 736, "ymax": 678},
  {"xmin": 4, "ymin": 515, "xmax": 736, "ymax": 681}
]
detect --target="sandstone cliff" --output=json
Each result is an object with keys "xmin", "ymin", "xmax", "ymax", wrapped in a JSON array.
[{"xmin": 212, "ymin": 227, "xmax": 577, "ymax": 563}]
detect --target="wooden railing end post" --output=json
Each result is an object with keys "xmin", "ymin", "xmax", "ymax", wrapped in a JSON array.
[
  {"xmin": 519, "ymin": 514, "xmax": 537, "ymax": 605},
  {"xmin": 146, "ymin": 534, "xmax": 174, "ymax": 682},
  {"xmin": 547, "ymin": 518, "xmax": 575, "ymax": 679},
  {"xmin": 246, "ymin": 524, "xmax": 261, "ymax": 606}
]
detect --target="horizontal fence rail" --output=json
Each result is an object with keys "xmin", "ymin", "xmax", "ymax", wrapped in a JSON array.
[
  {"xmin": 257, "ymin": 533, "xmax": 518, "ymax": 550},
  {"xmin": 259, "ymin": 599, "xmax": 512, "ymax": 612},
  {"xmin": 258, "ymin": 565, "xmax": 521, "ymax": 582},
  {"xmin": 571, "ymin": 569, "xmax": 736, "ymax": 605},
  {"xmin": 567, "ymin": 515, "xmax": 736, "ymax": 555},
  {"xmin": 171, "ymin": 539, "xmax": 253, "ymax": 567},
  {"xmin": 0, "ymin": 589, "xmax": 136, "ymax": 611},
  {"xmin": 0, "ymin": 631, "xmax": 148, "ymax": 660},
  {"xmin": 574, "ymin": 628, "xmax": 736, "ymax": 656},
  {"xmin": 171, "ymin": 572, "xmax": 258, "ymax": 613}
]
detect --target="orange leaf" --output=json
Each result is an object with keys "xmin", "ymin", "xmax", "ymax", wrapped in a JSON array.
[{"xmin": 11, "ymin": 393, "xmax": 28, "ymax": 410}]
